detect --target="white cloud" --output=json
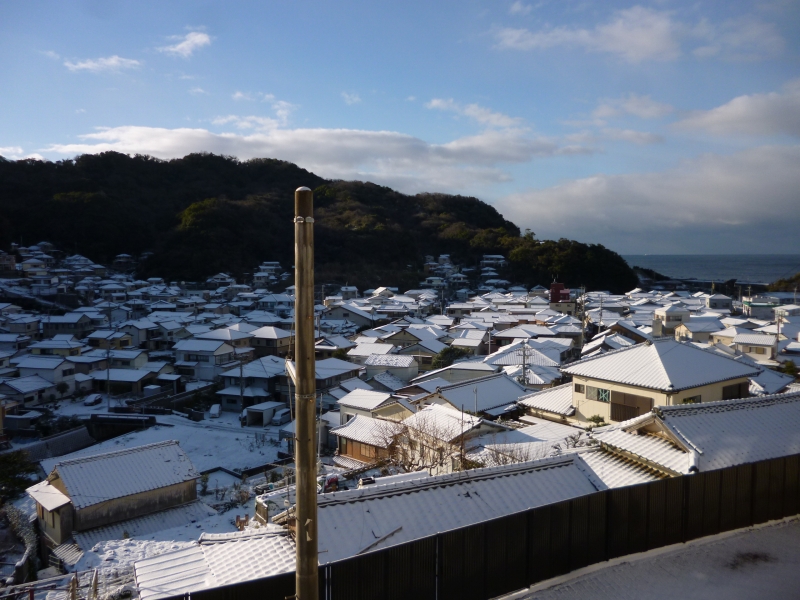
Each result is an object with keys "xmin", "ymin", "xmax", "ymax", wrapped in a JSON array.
[
  {"xmin": 76, "ymin": 108, "xmax": 86, "ymax": 114},
  {"xmin": 675, "ymin": 80, "xmax": 800, "ymax": 137},
  {"xmin": 232, "ymin": 91, "xmax": 254, "ymax": 101},
  {"xmin": 41, "ymin": 124, "xmax": 589, "ymax": 194},
  {"xmin": 601, "ymin": 128, "xmax": 663, "ymax": 144},
  {"xmin": 158, "ymin": 31, "xmax": 211, "ymax": 58},
  {"xmin": 0, "ymin": 146, "xmax": 24, "ymax": 157},
  {"xmin": 496, "ymin": 145, "xmax": 800, "ymax": 253},
  {"xmin": 64, "ymin": 55, "xmax": 141, "ymax": 73},
  {"xmin": 509, "ymin": 1, "xmax": 532, "ymax": 16},
  {"xmin": 495, "ymin": 6, "xmax": 680, "ymax": 63},
  {"xmin": 41, "ymin": 50, "xmax": 60, "ymax": 60},
  {"xmin": 407, "ymin": 96, "xmax": 416, "ymax": 102},
  {"xmin": 341, "ymin": 92, "xmax": 361, "ymax": 105},
  {"xmin": 593, "ymin": 94, "xmax": 675, "ymax": 120},
  {"xmin": 426, "ymin": 98, "xmax": 522, "ymax": 128},
  {"xmin": 189, "ymin": 87, "xmax": 208, "ymax": 95},
  {"xmin": 691, "ymin": 17, "xmax": 784, "ymax": 61}
]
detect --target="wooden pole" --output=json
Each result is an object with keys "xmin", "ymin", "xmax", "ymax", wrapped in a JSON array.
[{"xmin": 294, "ymin": 187, "xmax": 318, "ymax": 600}]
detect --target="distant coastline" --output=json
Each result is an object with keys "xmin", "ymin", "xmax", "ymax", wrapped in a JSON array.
[{"xmin": 622, "ymin": 254, "xmax": 800, "ymax": 285}]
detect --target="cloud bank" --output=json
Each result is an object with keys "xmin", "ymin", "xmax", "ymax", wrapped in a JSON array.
[{"xmin": 497, "ymin": 145, "xmax": 800, "ymax": 253}]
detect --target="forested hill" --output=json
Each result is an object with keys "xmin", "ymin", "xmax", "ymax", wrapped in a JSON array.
[{"xmin": 0, "ymin": 152, "xmax": 638, "ymax": 293}]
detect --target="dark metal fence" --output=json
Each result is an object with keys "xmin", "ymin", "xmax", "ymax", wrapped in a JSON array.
[{"xmin": 163, "ymin": 453, "xmax": 800, "ymax": 600}]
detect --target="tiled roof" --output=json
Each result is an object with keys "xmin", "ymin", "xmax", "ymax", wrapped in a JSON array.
[
  {"xmin": 659, "ymin": 392, "xmax": 800, "ymax": 472},
  {"xmin": 433, "ymin": 373, "xmax": 529, "ymax": 413},
  {"xmin": 74, "ymin": 500, "xmax": 217, "ymax": 550},
  {"xmin": 337, "ymin": 389, "xmax": 393, "ymax": 411},
  {"xmin": 315, "ymin": 455, "xmax": 601, "ymax": 563},
  {"xmin": 364, "ymin": 354, "xmax": 416, "ymax": 368},
  {"xmin": 518, "ymin": 383, "xmax": 575, "ymax": 416},
  {"xmin": 52, "ymin": 440, "xmax": 198, "ymax": 509},
  {"xmin": 733, "ymin": 333, "xmax": 777, "ymax": 346},
  {"xmin": 135, "ymin": 531, "xmax": 296, "ymax": 600},
  {"xmin": 561, "ymin": 339, "xmax": 760, "ymax": 392},
  {"xmin": 330, "ymin": 415, "xmax": 396, "ymax": 447},
  {"xmin": 593, "ymin": 427, "xmax": 689, "ymax": 474},
  {"xmin": 576, "ymin": 449, "xmax": 663, "ymax": 488}
]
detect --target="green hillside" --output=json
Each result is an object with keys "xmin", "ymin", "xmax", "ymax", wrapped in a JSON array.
[{"xmin": 0, "ymin": 152, "xmax": 638, "ymax": 293}]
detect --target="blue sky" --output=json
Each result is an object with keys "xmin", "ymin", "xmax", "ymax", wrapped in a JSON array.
[{"xmin": 1, "ymin": 0, "xmax": 799, "ymax": 254}]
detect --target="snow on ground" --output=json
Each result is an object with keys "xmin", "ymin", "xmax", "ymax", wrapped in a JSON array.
[
  {"xmin": 39, "ymin": 410, "xmax": 288, "ymax": 474},
  {"xmin": 518, "ymin": 517, "xmax": 800, "ymax": 600}
]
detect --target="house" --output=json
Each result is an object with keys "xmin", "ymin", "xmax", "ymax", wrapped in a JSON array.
[
  {"xmin": 86, "ymin": 330, "xmax": 134, "ymax": 350},
  {"xmin": 346, "ymin": 343, "xmax": 396, "ymax": 365},
  {"xmin": 396, "ymin": 338, "xmax": 447, "ymax": 370},
  {"xmin": 15, "ymin": 356, "xmax": 75, "ymax": 394},
  {"xmin": 196, "ymin": 327, "xmax": 254, "ymax": 348},
  {"xmin": 90, "ymin": 368, "xmax": 158, "ymax": 395},
  {"xmin": 0, "ymin": 375, "xmax": 57, "ymax": 405},
  {"xmin": 517, "ymin": 383, "xmax": 576, "ymax": 424},
  {"xmin": 41, "ymin": 313, "xmax": 96, "ymax": 339},
  {"xmin": 249, "ymin": 326, "xmax": 293, "ymax": 357},
  {"xmin": 673, "ymin": 318, "xmax": 725, "ymax": 343},
  {"xmin": 172, "ymin": 339, "xmax": 236, "ymax": 381},
  {"xmin": 336, "ymin": 389, "xmax": 412, "ymax": 425},
  {"xmin": 29, "ymin": 335, "xmax": 84, "ymax": 356},
  {"xmin": 324, "ymin": 303, "xmax": 375, "ymax": 328},
  {"xmin": 651, "ymin": 305, "xmax": 690, "ymax": 337},
  {"xmin": 549, "ymin": 283, "xmax": 576, "ymax": 315},
  {"xmin": 561, "ymin": 339, "xmax": 762, "ymax": 424},
  {"xmin": 315, "ymin": 335, "xmax": 355, "ymax": 359},
  {"xmin": 413, "ymin": 372, "xmax": 529, "ymax": 418},
  {"xmin": 86, "ymin": 348, "xmax": 150, "ymax": 369},
  {"xmin": 0, "ymin": 333, "xmax": 31, "ymax": 352},
  {"xmin": 331, "ymin": 414, "xmax": 394, "ymax": 468},
  {"xmin": 733, "ymin": 333, "xmax": 778, "ymax": 364},
  {"xmin": 3, "ymin": 315, "xmax": 40, "ymax": 339},
  {"xmin": 705, "ymin": 294, "xmax": 733, "ymax": 311},
  {"xmin": 364, "ymin": 354, "xmax": 419, "ymax": 382},
  {"xmin": 409, "ymin": 360, "xmax": 498, "ymax": 385},
  {"xmin": 26, "ymin": 441, "xmax": 198, "ymax": 556},
  {"xmin": 120, "ymin": 319, "xmax": 160, "ymax": 348},
  {"xmin": 217, "ymin": 355, "xmax": 286, "ymax": 411},
  {"xmin": 592, "ymin": 391, "xmax": 800, "ymax": 476}
]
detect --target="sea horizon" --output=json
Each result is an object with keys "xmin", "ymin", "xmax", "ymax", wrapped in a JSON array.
[{"xmin": 621, "ymin": 254, "xmax": 800, "ymax": 285}]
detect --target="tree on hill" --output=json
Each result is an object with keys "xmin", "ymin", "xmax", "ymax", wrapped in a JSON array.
[
  {"xmin": 768, "ymin": 272, "xmax": 800, "ymax": 293},
  {"xmin": 431, "ymin": 346, "xmax": 472, "ymax": 370},
  {"xmin": 0, "ymin": 451, "xmax": 37, "ymax": 502}
]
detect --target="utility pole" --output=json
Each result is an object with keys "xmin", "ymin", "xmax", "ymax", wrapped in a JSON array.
[{"xmin": 294, "ymin": 187, "xmax": 318, "ymax": 600}]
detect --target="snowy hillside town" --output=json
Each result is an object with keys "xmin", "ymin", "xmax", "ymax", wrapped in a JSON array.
[{"xmin": 1, "ymin": 242, "xmax": 799, "ymax": 599}]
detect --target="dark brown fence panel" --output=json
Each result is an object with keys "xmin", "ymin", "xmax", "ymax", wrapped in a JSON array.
[
  {"xmin": 752, "ymin": 460, "xmax": 772, "ymax": 524},
  {"xmin": 685, "ymin": 473, "xmax": 705, "ymax": 541},
  {"xmin": 702, "ymin": 470, "xmax": 721, "ymax": 537},
  {"xmin": 380, "ymin": 542, "xmax": 414, "ymax": 600},
  {"xmin": 663, "ymin": 476, "xmax": 684, "ymax": 546},
  {"xmin": 607, "ymin": 488, "xmax": 629, "ymax": 559},
  {"xmin": 718, "ymin": 466, "xmax": 738, "ymax": 533},
  {"xmin": 646, "ymin": 478, "xmax": 666, "ymax": 550},
  {"xmin": 784, "ymin": 455, "xmax": 800, "ymax": 517},
  {"xmin": 329, "ymin": 555, "xmax": 360, "ymax": 600},
  {"xmin": 548, "ymin": 500, "xmax": 572, "ymax": 579},
  {"xmin": 586, "ymin": 491, "xmax": 608, "ymax": 565},
  {"xmin": 527, "ymin": 505, "xmax": 552, "ymax": 583},
  {"xmin": 189, "ymin": 571, "xmax": 296, "ymax": 600},
  {"xmin": 356, "ymin": 547, "xmax": 387, "ymax": 600},
  {"xmin": 769, "ymin": 457, "xmax": 786, "ymax": 520},
  {"xmin": 504, "ymin": 513, "xmax": 529, "ymax": 593},
  {"xmin": 463, "ymin": 523, "xmax": 487, "ymax": 600},
  {"xmin": 568, "ymin": 495, "xmax": 590, "ymax": 571},
  {"xmin": 438, "ymin": 528, "xmax": 467, "ymax": 600},
  {"xmin": 628, "ymin": 484, "xmax": 649, "ymax": 554},
  {"xmin": 734, "ymin": 463, "xmax": 754, "ymax": 529},
  {"xmin": 412, "ymin": 536, "xmax": 437, "ymax": 600}
]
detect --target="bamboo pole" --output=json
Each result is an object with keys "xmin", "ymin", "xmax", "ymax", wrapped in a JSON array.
[{"xmin": 294, "ymin": 187, "xmax": 318, "ymax": 600}]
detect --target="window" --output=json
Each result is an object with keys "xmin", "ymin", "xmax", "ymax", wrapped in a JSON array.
[
  {"xmin": 586, "ymin": 386, "xmax": 610, "ymax": 402},
  {"xmin": 755, "ymin": 347, "xmax": 766, "ymax": 355},
  {"xmin": 683, "ymin": 395, "xmax": 701, "ymax": 404},
  {"xmin": 340, "ymin": 438, "xmax": 347, "ymax": 454},
  {"xmin": 574, "ymin": 384, "xmax": 585, "ymax": 394}
]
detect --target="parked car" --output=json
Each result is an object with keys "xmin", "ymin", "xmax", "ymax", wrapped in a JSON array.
[
  {"xmin": 83, "ymin": 394, "xmax": 102, "ymax": 406},
  {"xmin": 209, "ymin": 404, "xmax": 221, "ymax": 418},
  {"xmin": 271, "ymin": 408, "xmax": 291, "ymax": 426}
]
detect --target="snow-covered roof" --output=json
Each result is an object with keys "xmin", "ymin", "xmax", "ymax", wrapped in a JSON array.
[
  {"xmin": 51, "ymin": 440, "xmax": 198, "ymax": 509},
  {"xmin": 313, "ymin": 452, "xmax": 634, "ymax": 563},
  {"xmin": 27, "ymin": 480, "xmax": 71, "ymax": 511},
  {"xmin": 347, "ymin": 343, "xmax": 395, "ymax": 357},
  {"xmin": 173, "ymin": 339, "xmax": 233, "ymax": 353},
  {"xmin": 331, "ymin": 415, "xmax": 395, "ymax": 447},
  {"xmin": 337, "ymin": 389, "xmax": 393, "ymax": 411},
  {"xmin": 369, "ymin": 370, "xmax": 407, "ymax": 392},
  {"xmin": 733, "ymin": 333, "xmax": 777, "ymax": 346},
  {"xmin": 364, "ymin": 354, "xmax": 416, "ymax": 368},
  {"xmin": 431, "ymin": 373, "xmax": 529, "ymax": 413},
  {"xmin": 1, "ymin": 375, "xmax": 53, "ymax": 393},
  {"xmin": 135, "ymin": 530, "xmax": 296, "ymax": 600},
  {"xmin": 518, "ymin": 383, "xmax": 575, "ymax": 416},
  {"xmin": 561, "ymin": 339, "xmax": 761, "ymax": 393}
]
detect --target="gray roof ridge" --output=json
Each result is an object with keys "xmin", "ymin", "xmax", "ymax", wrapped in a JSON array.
[
  {"xmin": 53, "ymin": 439, "xmax": 180, "ymax": 468},
  {"xmin": 518, "ymin": 381, "xmax": 572, "ymax": 400},
  {"xmin": 659, "ymin": 390, "xmax": 800, "ymax": 417},
  {"xmin": 317, "ymin": 454, "xmax": 579, "ymax": 507}
]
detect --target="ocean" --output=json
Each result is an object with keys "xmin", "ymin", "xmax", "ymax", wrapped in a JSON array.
[{"xmin": 621, "ymin": 255, "xmax": 800, "ymax": 285}]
